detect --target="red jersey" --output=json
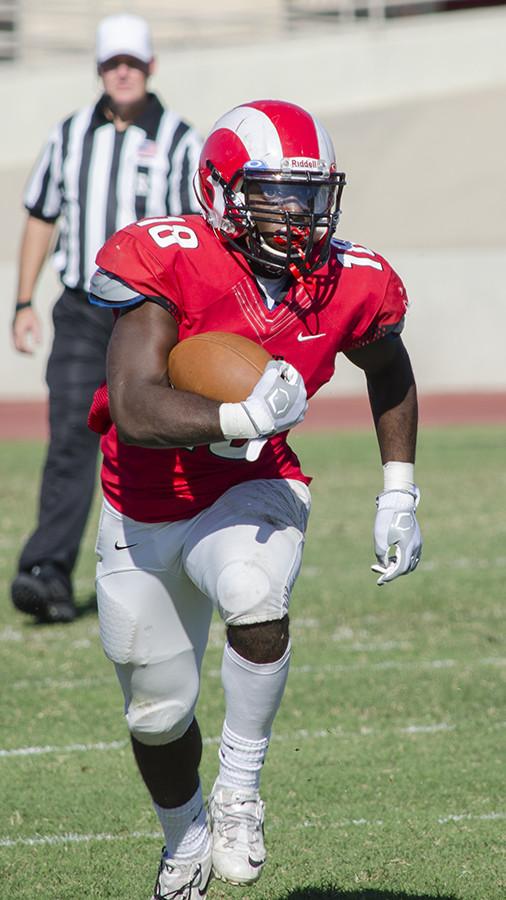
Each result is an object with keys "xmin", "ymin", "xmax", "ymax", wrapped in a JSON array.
[{"xmin": 91, "ymin": 214, "xmax": 408, "ymax": 522}]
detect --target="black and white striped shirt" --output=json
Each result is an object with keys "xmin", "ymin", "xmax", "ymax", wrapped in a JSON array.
[{"xmin": 24, "ymin": 93, "xmax": 202, "ymax": 291}]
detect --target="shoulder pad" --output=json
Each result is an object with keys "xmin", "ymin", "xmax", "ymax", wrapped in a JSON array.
[{"xmin": 89, "ymin": 268, "xmax": 146, "ymax": 308}]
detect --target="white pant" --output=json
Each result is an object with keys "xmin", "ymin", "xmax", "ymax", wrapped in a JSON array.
[{"xmin": 95, "ymin": 478, "xmax": 311, "ymax": 744}]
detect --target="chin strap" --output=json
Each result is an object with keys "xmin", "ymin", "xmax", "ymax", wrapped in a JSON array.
[
  {"xmin": 288, "ymin": 246, "xmax": 316, "ymax": 283},
  {"xmin": 288, "ymin": 261, "xmax": 307, "ymax": 282}
]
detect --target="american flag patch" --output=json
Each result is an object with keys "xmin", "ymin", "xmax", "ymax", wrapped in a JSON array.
[{"xmin": 138, "ymin": 140, "xmax": 157, "ymax": 158}]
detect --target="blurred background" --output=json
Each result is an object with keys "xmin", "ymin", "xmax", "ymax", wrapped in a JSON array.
[{"xmin": 1, "ymin": 0, "xmax": 505, "ymax": 401}]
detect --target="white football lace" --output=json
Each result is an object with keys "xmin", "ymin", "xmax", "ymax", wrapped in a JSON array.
[
  {"xmin": 157, "ymin": 858, "xmax": 204, "ymax": 900},
  {"xmin": 214, "ymin": 796, "xmax": 264, "ymax": 848}
]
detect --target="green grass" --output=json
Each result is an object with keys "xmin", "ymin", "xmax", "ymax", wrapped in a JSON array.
[{"xmin": 0, "ymin": 426, "xmax": 505, "ymax": 899}]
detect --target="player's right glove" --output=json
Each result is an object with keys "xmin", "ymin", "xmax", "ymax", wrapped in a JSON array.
[
  {"xmin": 371, "ymin": 488, "xmax": 422, "ymax": 585},
  {"xmin": 219, "ymin": 360, "xmax": 308, "ymax": 440}
]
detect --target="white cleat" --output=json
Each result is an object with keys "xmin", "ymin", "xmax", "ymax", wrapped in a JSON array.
[
  {"xmin": 208, "ymin": 782, "xmax": 266, "ymax": 885},
  {"xmin": 151, "ymin": 845, "xmax": 212, "ymax": 900}
]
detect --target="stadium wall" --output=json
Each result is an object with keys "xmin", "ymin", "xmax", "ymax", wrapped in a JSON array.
[{"xmin": 1, "ymin": 8, "xmax": 505, "ymax": 399}]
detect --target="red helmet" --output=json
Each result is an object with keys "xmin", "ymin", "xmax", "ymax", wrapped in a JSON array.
[{"xmin": 195, "ymin": 99, "xmax": 346, "ymax": 278}]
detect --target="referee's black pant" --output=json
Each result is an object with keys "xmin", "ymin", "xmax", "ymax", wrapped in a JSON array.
[{"xmin": 18, "ymin": 287, "xmax": 114, "ymax": 590}]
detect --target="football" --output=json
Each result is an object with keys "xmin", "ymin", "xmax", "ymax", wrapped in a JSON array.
[{"xmin": 168, "ymin": 331, "xmax": 272, "ymax": 402}]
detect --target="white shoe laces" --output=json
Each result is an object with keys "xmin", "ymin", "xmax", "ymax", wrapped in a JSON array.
[
  {"xmin": 155, "ymin": 855, "xmax": 206, "ymax": 900},
  {"xmin": 213, "ymin": 793, "xmax": 264, "ymax": 849}
]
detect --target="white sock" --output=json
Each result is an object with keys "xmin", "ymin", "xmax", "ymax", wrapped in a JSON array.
[
  {"xmin": 153, "ymin": 783, "xmax": 210, "ymax": 862},
  {"xmin": 218, "ymin": 722, "xmax": 269, "ymax": 791},
  {"xmin": 218, "ymin": 641, "xmax": 291, "ymax": 790}
]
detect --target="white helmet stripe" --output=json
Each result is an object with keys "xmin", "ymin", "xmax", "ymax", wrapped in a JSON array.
[
  {"xmin": 208, "ymin": 105, "xmax": 284, "ymax": 167},
  {"xmin": 314, "ymin": 116, "xmax": 336, "ymax": 166}
]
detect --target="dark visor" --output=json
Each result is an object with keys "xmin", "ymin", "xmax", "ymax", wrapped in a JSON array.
[{"xmin": 245, "ymin": 179, "xmax": 336, "ymax": 216}]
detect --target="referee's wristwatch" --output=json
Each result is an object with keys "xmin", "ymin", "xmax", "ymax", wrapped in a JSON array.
[{"xmin": 14, "ymin": 299, "xmax": 32, "ymax": 313}]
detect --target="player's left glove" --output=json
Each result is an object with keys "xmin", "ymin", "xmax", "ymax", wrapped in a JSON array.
[{"xmin": 371, "ymin": 488, "xmax": 422, "ymax": 585}]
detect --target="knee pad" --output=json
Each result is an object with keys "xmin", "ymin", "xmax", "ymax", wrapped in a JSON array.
[
  {"xmin": 124, "ymin": 650, "xmax": 200, "ymax": 746},
  {"xmin": 127, "ymin": 697, "xmax": 194, "ymax": 747},
  {"xmin": 97, "ymin": 571, "xmax": 204, "ymax": 745},
  {"xmin": 216, "ymin": 559, "xmax": 271, "ymax": 625}
]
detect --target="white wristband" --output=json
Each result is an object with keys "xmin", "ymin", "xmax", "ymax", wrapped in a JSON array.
[
  {"xmin": 383, "ymin": 461, "xmax": 415, "ymax": 493},
  {"xmin": 219, "ymin": 402, "xmax": 258, "ymax": 440}
]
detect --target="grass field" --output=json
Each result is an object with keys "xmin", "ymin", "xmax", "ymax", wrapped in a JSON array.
[{"xmin": 0, "ymin": 426, "xmax": 504, "ymax": 900}]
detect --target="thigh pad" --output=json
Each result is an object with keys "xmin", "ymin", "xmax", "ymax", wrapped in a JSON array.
[{"xmin": 183, "ymin": 479, "xmax": 311, "ymax": 626}]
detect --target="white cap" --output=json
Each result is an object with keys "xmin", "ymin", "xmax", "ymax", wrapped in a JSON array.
[{"xmin": 96, "ymin": 14, "xmax": 153, "ymax": 65}]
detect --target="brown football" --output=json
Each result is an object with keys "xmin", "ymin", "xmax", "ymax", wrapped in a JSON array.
[{"xmin": 168, "ymin": 332, "xmax": 272, "ymax": 402}]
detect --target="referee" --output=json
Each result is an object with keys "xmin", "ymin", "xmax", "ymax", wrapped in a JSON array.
[{"xmin": 11, "ymin": 14, "xmax": 202, "ymax": 623}]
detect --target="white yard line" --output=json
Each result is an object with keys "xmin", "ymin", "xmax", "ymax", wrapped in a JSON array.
[
  {"xmin": 3, "ymin": 720, "xmax": 505, "ymax": 761},
  {"xmin": 8, "ymin": 655, "xmax": 506, "ymax": 693},
  {"xmin": 0, "ymin": 624, "xmax": 101, "ymax": 644},
  {"xmin": 0, "ymin": 830, "xmax": 161, "ymax": 848},
  {"xmin": 1, "ymin": 812, "xmax": 505, "ymax": 850},
  {"xmin": 400, "ymin": 723, "xmax": 455, "ymax": 734},
  {"xmin": 289, "ymin": 657, "xmax": 506, "ymax": 674},
  {"xmin": 0, "ymin": 739, "xmax": 127, "ymax": 758},
  {"xmin": 12, "ymin": 675, "xmax": 111, "ymax": 691},
  {"xmin": 438, "ymin": 812, "xmax": 506, "ymax": 824},
  {"xmin": 210, "ymin": 657, "xmax": 506, "ymax": 678}
]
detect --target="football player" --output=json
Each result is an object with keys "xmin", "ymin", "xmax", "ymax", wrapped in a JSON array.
[{"xmin": 89, "ymin": 99, "xmax": 422, "ymax": 899}]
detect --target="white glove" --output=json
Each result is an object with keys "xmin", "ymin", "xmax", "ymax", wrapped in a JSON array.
[
  {"xmin": 219, "ymin": 360, "xmax": 307, "ymax": 440},
  {"xmin": 371, "ymin": 488, "xmax": 422, "ymax": 585}
]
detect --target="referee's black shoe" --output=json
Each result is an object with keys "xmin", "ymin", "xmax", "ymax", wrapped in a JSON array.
[{"xmin": 11, "ymin": 566, "xmax": 76, "ymax": 624}]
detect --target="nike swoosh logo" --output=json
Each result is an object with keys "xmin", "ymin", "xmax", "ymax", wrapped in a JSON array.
[
  {"xmin": 248, "ymin": 856, "xmax": 266, "ymax": 868},
  {"xmin": 114, "ymin": 540, "xmax": 138, "ymax": 550},
  {"xmin": 297, "ymin": 331, "xmax": 326, "ymax": 342}
]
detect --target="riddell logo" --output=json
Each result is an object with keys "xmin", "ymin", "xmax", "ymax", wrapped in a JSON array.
[{"xmin": 289, "ymin": 157, "xmax": 321, "ymax": 170}]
